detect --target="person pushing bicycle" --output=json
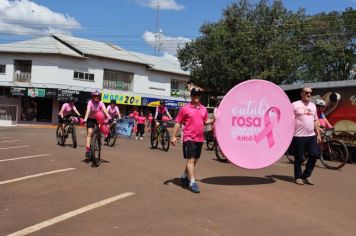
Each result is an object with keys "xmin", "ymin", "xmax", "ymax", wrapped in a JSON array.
[
  {"xmin": 83, "ymin": 90, "xmax": 111, "ymax": 158},
  {"xmin": 107, "ymin": 99, "xmax": 122, "ymax": 120}
]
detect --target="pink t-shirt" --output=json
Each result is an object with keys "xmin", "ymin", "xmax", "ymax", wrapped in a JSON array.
[
  {"xmin": 107, "ymin": 105, "xmax": 119, "ymax": 117},
  {"xmin": 292, "ymin": 100, "xmax": 318, "ymax": 137},
  {"xmin": 87, "ymin": 100, "xmax": 105, "ymax": 119},
  {"xmin": 175, "ymin": 103, "xmax": 208, "ymax": 142},
  {"xmin": 136, "ymin": 116, "xmax": 146, "ymax": 125},
  {"xmin": 59, "ymin": 103, "xmax": 76, "ymax": 117}
]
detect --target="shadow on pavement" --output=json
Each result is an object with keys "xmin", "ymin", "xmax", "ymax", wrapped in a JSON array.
[
  {"xmin": 200, "ymin": 176, "xmax": 276, "ymax": 186},
  {"xmin": 163, "ymin": 178, "xmax": 187, "ymax": 188},
  {"xmin": 266, "ymin": 175, "xmax": 294, "ymax": 183}
]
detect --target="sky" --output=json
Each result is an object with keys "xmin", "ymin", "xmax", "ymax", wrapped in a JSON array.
[{"xmin": 0, "ymin": 0, "xmax": 355, "ymax": 63}]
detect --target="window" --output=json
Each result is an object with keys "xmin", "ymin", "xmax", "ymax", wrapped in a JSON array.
[
  {"xmin": 103, "ymin": 69, "xmax": 133, "ymax": 91},
  {"xmin": 171, "ymin": 80, "xmax": 180, "ymax": 90},
  {"xmin": 0, "ymin": 64, "xmax": 5, "ymax": 74},
  {"xmin": 73, "ymin": 71, "xmax": 94, "ymax": 81},
  {"xmin": 14, "ymin": 60, "xmax": 32, "ymax": 82}
]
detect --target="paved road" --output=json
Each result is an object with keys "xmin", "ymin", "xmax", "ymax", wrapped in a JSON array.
[{"xmin": 0, "ymin": 126, "xmax": 355, "ymax": 236}]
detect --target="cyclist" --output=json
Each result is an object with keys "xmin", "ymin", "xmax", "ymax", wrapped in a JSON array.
[
  {"xmin": 83, "ymin": 90, "xmax": 111, "ymax": 157},
  {"xmin": 154, "ymin": 100, "xmax": 172, "ymax": 127},
  {"xmin": 58, "ymin": 98, "xmax": 80, "ymax": 128},
  {"xmin": 315, "ymin": 99, "xmax": 333, "ymax": 129},
  {"xmin": 107, "ymin": 99, "xmax": 122, "ymax": 120}
]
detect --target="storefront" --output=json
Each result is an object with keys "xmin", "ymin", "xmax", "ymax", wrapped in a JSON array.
[
  {"xmin": 141, "ymin": 97, "xmax": 188, "ymax": 117},
  {"xmin": 9, "ymin": 87, "xmax": 57, "ymax": 122},
  {"xmin": 101, "ymin": 91, "xmax": 141, "ymax": 116}
]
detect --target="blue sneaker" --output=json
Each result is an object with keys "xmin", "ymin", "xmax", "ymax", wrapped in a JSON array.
[
  {"xmin": 189, "ymin": 182, "xmax": 200, "ymax": 193},
  {"xmin": 180, "ymin": 176, "xmax": 189, "ymax": 187}
]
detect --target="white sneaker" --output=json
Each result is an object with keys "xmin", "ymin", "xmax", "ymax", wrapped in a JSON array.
[
  {"xmin": 140, "ymin": 137, "xmax": 143, "ymax": 140},
  {"xmin": 135, "ymin": 136, "xmax": 138, "ymax": 140}
]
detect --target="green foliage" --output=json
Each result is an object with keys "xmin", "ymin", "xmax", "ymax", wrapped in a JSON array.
[{"xmin": 177, "ymin": 0, "xmax": 356, "ymax": 96}]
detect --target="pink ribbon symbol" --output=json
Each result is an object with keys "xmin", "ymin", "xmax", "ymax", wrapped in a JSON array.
[{"xmin": 254, "ymin": 107, "xmax": 281, "ymax": 148}]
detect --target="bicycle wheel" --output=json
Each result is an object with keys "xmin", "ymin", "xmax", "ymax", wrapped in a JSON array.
[
  {"xmin": 161, "ymin": 128, "xmax": 170, "ymax": 152},
  {"xmin": 71, "ymin": 125, "xmax": 77, "ymax": 148},
  {"xmin": 206, "ymin": 130, "xmax": 215, "ymax": 150},
  {"xmin": 56, "ymin": 125, "xmax": 65, "ymax": 146},
  {"xmin": 107, "ymin": 126, "xmax": 117, "ymax": 147},
  {"xmin": 91, "ymin": 133, "xmax": 101, "ymax": 167},
  {"xmin": 215, "ymin": 144, "xmax": 228, "ymax": 163},
  {"xmin": 320, "ymin": 140, "xmax": 349, "ymax": 170},
  {"xmin": 150, "ymin": 129, "xmax": 158, "ymax": 149}
]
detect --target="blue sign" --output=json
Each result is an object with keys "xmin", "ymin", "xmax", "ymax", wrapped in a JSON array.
[
  {"xmin": 141, "ymin": 97, "xmax": 188, "ymax": 109},
  {"xmin": 116, "ymin": 117, "xmax": 135, "ymax": 137}
]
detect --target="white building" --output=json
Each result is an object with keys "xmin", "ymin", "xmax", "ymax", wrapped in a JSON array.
[{"xmin": 0, "ymin": 34, "xmax": 190, "ymax": 124}]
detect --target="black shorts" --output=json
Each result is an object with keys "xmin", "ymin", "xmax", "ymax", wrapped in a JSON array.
[
  {"xmin": 86, "ymin": 118, "xmax": 98, "ymax": 129},
  {"xmin": 183, "ymin": 141, "xmax": 204, "ymax": 159}
]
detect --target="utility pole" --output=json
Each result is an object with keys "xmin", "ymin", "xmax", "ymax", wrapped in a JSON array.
[{"xmin": 154, "ymin": 0, "xmax": 162, "ymax": 56}]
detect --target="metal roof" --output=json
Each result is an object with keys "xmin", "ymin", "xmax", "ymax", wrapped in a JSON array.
[
  {"xmin": 51, "ymin": 34, "xmax": 149, "ymax": 65},
  {"xmin": 0, "ymin": 36, "xmax": 84, "ymax": 58},
  {"xmin": 0, "ymin": 34, "xmax": 190, "ymax": 76},
  {"xmin": 130, "ymin": 52, "xmax": 190, "ymax": 76},
  {"xmin": 279, "ymin": 80, "xmax": 356, "ymax": 91}
]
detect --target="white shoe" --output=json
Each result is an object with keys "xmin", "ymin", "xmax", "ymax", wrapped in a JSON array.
[
  {"xmin": 135, "ymin": 137, "xmax": 138, "ymax": 140},
  {"xmin": 140, "ymin": 137, "xmax": 143, "ymax": 140}
]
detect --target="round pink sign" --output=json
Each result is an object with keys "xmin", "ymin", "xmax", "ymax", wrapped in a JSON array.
[{"xmin": 215, "ymin": 80, "xmax": 295, "ymax": 169}]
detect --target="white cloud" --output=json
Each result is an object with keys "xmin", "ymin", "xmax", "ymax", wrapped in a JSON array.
[
  {"xmin": 142, "ymin": 30, "xmax": 190, "ymax": 56},
  {"xmin": 134, "ymin": 0, "xmax": 184, "ymax": 10},
  {"xmin": 162, "ymin": 52, "xmax": 179, "ymax": 64},
  {"xmin": 0, "ymin": 0, "xmax": 81, "ymax": 36}
]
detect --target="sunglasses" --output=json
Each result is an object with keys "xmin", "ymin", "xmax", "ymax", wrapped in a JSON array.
[{"xmin": 303, "ymin": 91, "xmax": 312, "ymax": 95}]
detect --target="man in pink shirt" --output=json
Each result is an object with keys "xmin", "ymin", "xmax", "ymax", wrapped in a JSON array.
[
  {"xmin": 172, "ymin": 87, "xmax": 215, "ymax": 193},
  {"xmin": 291, "ymin": 86, "xmax": 321, "ymax": 185}
]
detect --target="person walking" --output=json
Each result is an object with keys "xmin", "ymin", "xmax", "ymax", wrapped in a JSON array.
[
  {"xmin": 291, "ymin": 86, "xmax": 321, "ymax": 185},
  {"xmin": 135, "ymin": 111, "xmax": 146, "ymax": 140},
  {"xmin": 171, "ymin": 87, "xmax": 215, "ymax": 193}
]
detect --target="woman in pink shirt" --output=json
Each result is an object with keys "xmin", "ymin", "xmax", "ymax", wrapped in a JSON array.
[
  {"xmin": 135, "ymin": 111, "xmax": 146, "ymax": 140},
  {"xmin": 83, "ymin": 90, "xmax": 111, "ymax": 158},
  {"xmin": 171, "ymin": 87, "xmax": 215, "ymax": 193},
  {"xmin": 58, "ymin": 98, "xmax": 80, "ymax": 123},
  {"xmin": 107, "ymin": 99, "xmax": 122, "ymax": 120}
]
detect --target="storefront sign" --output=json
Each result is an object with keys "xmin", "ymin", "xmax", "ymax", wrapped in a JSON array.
[
  {"xmin": 141, "ymin": 97, "xmax": 188, "ymax": 109},
  {"xmin": 11, "ymin": 87, "xmax": 27, "ymax": 96},
  {"xmin": 57, "ymin": 89, "xmax": 80, "ymax": 100},
  {"xmin": 102, "ymin": 93, "xmax": 141, "ymax": 106},
  {"xmin": 27, "ymin": 88, "xmax": 45, "ymax": 98},
  {"xmin": 214, "ymin": 80, "xmax": 295, "ymax": 169},
  {"xmin": 45, "ymin": 89, "xmax": 57, "ymax": 97}
]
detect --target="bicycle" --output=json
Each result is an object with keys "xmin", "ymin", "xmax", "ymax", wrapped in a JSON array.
[
  {"xmin": 215, "ymin": 141, "xmax": 228, "ymax": 163},
  {"xmin": 56, "ymin": 116, "xmax": 77, "ymax": 148},
  {"xmin": 285, "ymin": 128, "xmax": 349, "ymax": 170},
  {"xmin": 89, "ymin": 122, "xmax": 103, "ymax": 167},
  {"xmin": 150, "ymin": 120, "xmax": 170, "ymax": 151},
  {"xmin": 206, "ymin": 130, "xmax": 216, "ymax": 150},
  {"xmin": 105, "ymin": 118, "xmax": 118, "ymax": 147}
]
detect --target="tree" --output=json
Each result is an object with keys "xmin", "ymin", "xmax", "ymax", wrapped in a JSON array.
[{"xmin": 177, "ymin": 0, "xmax": 355, "ymax": 96}]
